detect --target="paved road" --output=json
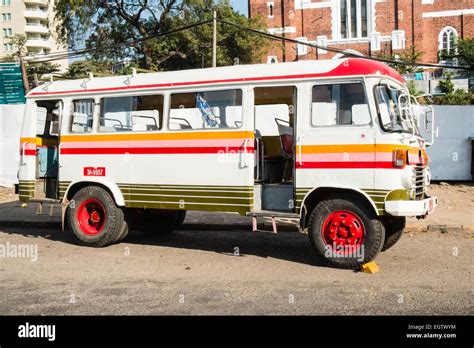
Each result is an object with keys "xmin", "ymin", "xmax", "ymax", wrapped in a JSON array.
[{"xmin": 0, "ymin": 224, "xmax": 472, "ymax": 315}]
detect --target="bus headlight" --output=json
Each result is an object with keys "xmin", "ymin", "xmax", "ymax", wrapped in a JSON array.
[{"xmin": 401, "ymin": 166, "xmax": 416, "ymax": 190}]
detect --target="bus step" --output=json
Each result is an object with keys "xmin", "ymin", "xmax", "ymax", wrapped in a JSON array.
[{"xmin": 251, "ymin": 216, "xmax": 277, "ymax": 234}]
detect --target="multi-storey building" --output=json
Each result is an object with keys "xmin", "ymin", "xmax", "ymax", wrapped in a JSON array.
[
  {"xmin": 0, "ymin": 0, "xmax": 67, "ymax": 70},
  {"xmin": 248, "ymin": 0, "xmax": 474, "ymax": 65}
]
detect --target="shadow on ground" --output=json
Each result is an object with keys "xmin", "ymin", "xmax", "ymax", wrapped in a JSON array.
[{"xmin": 0, "ymin": 221, "xmax": 325, "ymax": 267}]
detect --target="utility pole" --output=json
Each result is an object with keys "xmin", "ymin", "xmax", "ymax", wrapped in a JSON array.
[
  {"xmin": 212, "ymin": 10, "xmax": 217, "ymax": 68},
  {"xmin": 19, "ymin": 56, "xmax": 29, "ymax": 94}
]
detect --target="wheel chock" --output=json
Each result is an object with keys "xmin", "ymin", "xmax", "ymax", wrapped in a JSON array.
[{"xmin": 361, "ymin": 262, "xmax": 379, "ymax": 274}]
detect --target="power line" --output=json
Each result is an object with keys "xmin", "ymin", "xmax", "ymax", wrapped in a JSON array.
[
  {"xmin": 26, "ymin": 19, "xmax": 214, "ymax": 64},
  {"xmin": 218, "ymin": 18, "xmax": 472, "ymax": 71},
  {"xmin": 27, "ymin": 17, "xmax": 471, "ymax": 72}
]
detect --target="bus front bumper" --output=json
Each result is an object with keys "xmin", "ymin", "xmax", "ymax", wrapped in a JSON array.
[{"xmin": 385, "ymin": 196, "xmax": 437, "ymax": 217}]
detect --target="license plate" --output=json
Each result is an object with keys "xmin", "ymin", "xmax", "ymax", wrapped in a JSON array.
[{"xmin": 428, "ymin": 198, "xmax": 436, "ymax": 214}]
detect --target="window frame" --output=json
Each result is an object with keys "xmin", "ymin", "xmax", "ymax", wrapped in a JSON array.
[
  {"xmin": 337, "ymin": 0, "xmax": 371, "ymax": 40},
  {"xmin": 98, "ymin": 93, "xmax": 165, "ymax": 133},
  {"xmin": 167, "ymin": 87, "xmax": 244, "ymax": 132},
  {"xmin": 309, "ymin": 79, "xmax": 373, "ymax": 128},
  {"xmin": 69, "ymin": 98, "xmax": 96, "ymax": 134},
  {"xmin": 438, "ymin": 26, "xmax": 458, "ymax": 56}
]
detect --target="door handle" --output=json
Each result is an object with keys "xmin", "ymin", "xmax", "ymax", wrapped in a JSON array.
[
  {"xmin": 58, "ymin": 143, "xmax": 63, "ymax": 167},
  {"xmin": 297, "ymin": 135, "xmax": 304, "ymax": 166},
  {"xmin": 21, "ymin": 141, "xmax": 27, "ymax": 165},
  {"xmin": 242, "ymin": 138, "xmax": 249, "ymax": 168}
]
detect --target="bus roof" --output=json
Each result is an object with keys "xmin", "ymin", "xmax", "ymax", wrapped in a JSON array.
[{"xmin": 27, "ymin": 58, "xmax": 404, "ymax": 98}]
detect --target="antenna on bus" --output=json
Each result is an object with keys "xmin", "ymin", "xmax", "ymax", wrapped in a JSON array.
[
  {"xmin": 80, "ymin": 72, "xmax": 94, "ymax": 89},
  {"xmin": 124, "ymin": 68, "xmax": 137, "ymax": 87}
]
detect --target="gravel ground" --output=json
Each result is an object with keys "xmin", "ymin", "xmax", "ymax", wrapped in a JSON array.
[{"xmin": 0, "ymin": 183, "xmax": 472, "ymax": 315}]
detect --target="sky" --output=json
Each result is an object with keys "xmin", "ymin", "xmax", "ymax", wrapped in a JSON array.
[{"xmin": 232, "ymin": 0, "xmax": 249, "ymax": 17}]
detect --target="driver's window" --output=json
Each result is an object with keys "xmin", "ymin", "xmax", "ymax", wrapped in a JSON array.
[{"xmin": 70, "ymin": 99, "xmax": 94, "ymax": 133}]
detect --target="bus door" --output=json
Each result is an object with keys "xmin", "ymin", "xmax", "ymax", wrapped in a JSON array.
[
  {"xmin": 32, "ymin": 100, "xmax": 62, "ymax": 200},
  {"xmin": 253, "ymin": 85, "xmax": 296, "ymax": 212},
  {"xmin": 295, "ymin": 81, "xmax": 375, "ymax": 216}
]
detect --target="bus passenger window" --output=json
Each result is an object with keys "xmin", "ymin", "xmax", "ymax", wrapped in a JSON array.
[
  {"xmin": 311, "ymin": 83, "xmax": 370, "ymax": 126},
  {"xmin": 168, "ymin": 89, "xmax": 242, "ymax": 130},
  {"xmin": 99, "ymin": 94, "xmax": 163, "ymax": 132},
  {"xmin": 70, "ymin": 99, "xmax": 94, "ymax": 133}
]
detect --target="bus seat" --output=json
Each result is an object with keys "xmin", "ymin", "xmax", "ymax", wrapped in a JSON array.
[
  {"xmin": 255, "ymin": 104, "xmax": 289, "ymax": 136},
  {"xmin": 224, "ymin": 106, "xmax": 243, "ymax": 128},
  {"xmin": 351, "ymin": 104, "xmax": 371, "ymax": 125},
  {"xmin": 170, "ymin": 107, "xmax": 220, "ymax": 129},
  {"xmin": 132, "ymin": 110, "xmax": 160, "ymax": 131},
  {"xmin": 311, "ymin": 102, "xmax": 337, "ymax": 126},
  {"xmin": 275, "ymin": 119, "xmax": 294, "ymax": 158}
]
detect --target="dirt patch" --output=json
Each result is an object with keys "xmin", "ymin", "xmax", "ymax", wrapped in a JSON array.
[
  {"xmin": 0, "ymin": 187, "xmax": 15, "ymax": 203},
  {"xmin": 407, "ymin": 182, "xmax": 474, "ymax": 228}
]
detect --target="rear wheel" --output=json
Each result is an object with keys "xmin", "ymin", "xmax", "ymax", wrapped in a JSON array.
[
  {"xmin": 381, "ymin": 217, "xmax": 406, "ymax": 251},
  {"xmin": 68, "ymin": 186, "xmax": 127, "ymax": 247},
  {"xmin": 308, "ymin": 194, "xmax": 385, "ymax": 269}
]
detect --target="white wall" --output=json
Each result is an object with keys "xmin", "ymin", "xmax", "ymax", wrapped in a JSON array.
[
  {"xmin": 0, "ymin": 104, "xmax": 25, "ymax": 187},
  {"xmin": 422, "ymin": 105, "xmax": 474, "ymax": 181}
]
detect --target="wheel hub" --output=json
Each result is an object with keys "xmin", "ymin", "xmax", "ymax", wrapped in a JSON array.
[{"xmin": 323, "ymin": 210, "xmax": 365, "ymax": 254}]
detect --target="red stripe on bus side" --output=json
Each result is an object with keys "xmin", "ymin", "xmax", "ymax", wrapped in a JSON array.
[
  {"xmin": 28, "ymin": 60, "xmax": 404, "ymax": 97},
  {"xmin": 60, "ymin": 146, "xmax": 255, "ymax": 155}
]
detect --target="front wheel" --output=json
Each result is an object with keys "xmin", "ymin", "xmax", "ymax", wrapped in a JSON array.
[
  {"xmin": 308, "ymin": 194, "xmax": 385, "ymax": 269},
  {"xmin": 381, "ymin": 217, "xmax": 406, "ymax": 251},
  {"xmin": 67, "ymin": 186, "xmax": 127, "ymax": 247}
]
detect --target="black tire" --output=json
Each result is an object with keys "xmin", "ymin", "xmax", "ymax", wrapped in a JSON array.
[
  {"xmin": 381, "ymin": 217, "xmax": 406, "ymax": 251},
  {"xmin": 308, "ymin": 193, "xmax": 385, "ymax": 269},
  {"xmin": 132, "ymin": 209, "xmax": 180, "ymax": 234},
  {"xmin": 175, "ymin": 210, "xmax": 187, "ymax": 228},
  {"xmin": 67, "ymin": 186, "xmax": 127, "ymax": 247}
]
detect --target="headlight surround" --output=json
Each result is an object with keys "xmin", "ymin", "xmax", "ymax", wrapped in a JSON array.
[{"xmin": 401, "ymin": 166, "xmax": 416, "ymax": 190}]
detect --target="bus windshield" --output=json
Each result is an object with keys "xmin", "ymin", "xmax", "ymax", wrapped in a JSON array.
[{"xmin": 374, "ymin": 85, "xmax": 419, "ymax": 135}]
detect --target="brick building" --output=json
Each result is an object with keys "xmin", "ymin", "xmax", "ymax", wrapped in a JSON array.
[{"xmin": 248, "ymin": 0, "xmax": 474, "ymax": 65}]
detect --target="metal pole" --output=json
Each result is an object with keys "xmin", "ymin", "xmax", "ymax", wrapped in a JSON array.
[
  {"xmin": 212, "ymin": 10, "xmax": 217, "ymax": 68},
  {"xmin": 19, "ymin": 57, "xmax": 29, "ymax": 94}
]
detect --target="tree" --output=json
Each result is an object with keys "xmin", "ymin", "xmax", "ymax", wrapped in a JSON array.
[
  {"xmin": 455, "ymin": 38, "xmax": 474, "ymax": 70},
  {"xmin": 376, "ymin": 47, "xmax": 424, "ymax": 75},
  {"xmin": 26, "ymin": 62, "xmax": 61, "ymax": 88},
  {"xmin": 63, "ymin": 60, "xmax": 114, "ymax": 79},
  {"xmin": 53, "ymin": 0, "xmax": 270, "ymax": 71},
  {"xmin": 5, "ymin": 34, "xmax": 28, "ymax": 60}
]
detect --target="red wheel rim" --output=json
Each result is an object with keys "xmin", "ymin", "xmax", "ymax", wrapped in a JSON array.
[
  {"xmin": 322, "ymin": 210, "xmax": 365, "ymax": 255},
  {"xmin": 76, "ymin": 199, "xmax": 106, "ymax": 236}
]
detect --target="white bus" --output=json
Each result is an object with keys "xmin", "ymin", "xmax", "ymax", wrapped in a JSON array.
[{"xmin": 18, "ymin": 58, "xmax": 437, "ymax": 268}]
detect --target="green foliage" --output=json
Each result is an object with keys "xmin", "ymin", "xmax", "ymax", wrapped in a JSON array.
[
  {"xmin": 26, "ymin": 62, "xmax": 61, "ymax": 88},
  {"xmin": 406, "ymin": 80, "xmax": 421, "ymax": 97},
  {"xmin": 5, "ymin": 34, "xmax": 28, "ymax": 59},
  {"xmin": 437, "ymin": 72, "xmax": 455, "ymax": 94},
  {"xmin": 433, "ymin": 89, "xmax": 473, "ymax": 105},
  {"xmin": 53, "ymin": 0, "xmax": 270, "ymax": 71},
  {"xmin": 433, "ymin": 72, "xmax": 473, "ymax": 105},
  {"xmin": 63, "ymin": 60, "xmax": 113, "ymax": 79},
  {"xmin": 456, "ymin": 38, "xmax": 474, "ymax": 69},
  {"xmin": 376, "ymin": 47, "xmax": 424, "ymax": 75}
]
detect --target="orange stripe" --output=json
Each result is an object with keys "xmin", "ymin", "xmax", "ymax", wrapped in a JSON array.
[
  {"xmin": 60, "ymin": 131, "xmax": 254, "ymax": 142},
  {"xmin": 19, "ymin": 137, "xmax": 57, "ymax": 146},
  {"xmin": 298, "ymin": 144, "xmax": 423, "ymax": 154}
]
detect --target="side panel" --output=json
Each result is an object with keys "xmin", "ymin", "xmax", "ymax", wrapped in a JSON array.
[
  {"xmin": 295, "ymin": 81, "xmax": 377, "ymax": 214},
  {"xmin": 127, "ymin": 89, "xmax": 254, "ymax": 215}
]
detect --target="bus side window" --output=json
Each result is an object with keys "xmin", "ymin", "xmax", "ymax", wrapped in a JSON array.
[
  {"xmin": 311, "ymin": 83, "xmax": 370, "ymax": 126},
  {"xmin": 99, "ymin": 94, "xmax": 163, "ymax": 132},
  {"xmin": 70, "ymin": 99, "xmax": 94, "ymax": 133},
  {"xmin": 168, "ymin": 89, "xmax": 242, "ymax": 130}
]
